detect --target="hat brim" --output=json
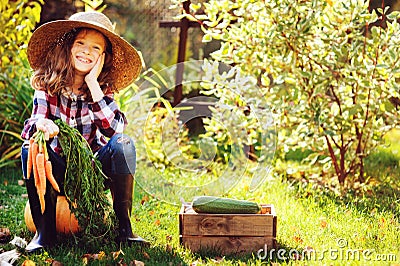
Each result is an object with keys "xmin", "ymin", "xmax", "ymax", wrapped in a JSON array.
[{"xmin": 28, "ymin": 20, "xmax": 142, "ymax": 90}]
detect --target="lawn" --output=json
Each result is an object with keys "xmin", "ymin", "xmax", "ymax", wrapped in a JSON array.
[{"xmin": 1, "ymin": 132, "xmax": 400, "ymax": 265}]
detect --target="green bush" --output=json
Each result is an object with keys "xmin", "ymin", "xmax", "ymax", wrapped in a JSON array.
[
  {"xmin": 180, "ymin": 0, "xmax": 400, "ymax": 187},
  {"xmin": 0, "ymin": 0, "xmax": 43, "ymax": 168},
  {"xmin": 120, "ymin": 68, "xmax": 196, "ymax": 170}
]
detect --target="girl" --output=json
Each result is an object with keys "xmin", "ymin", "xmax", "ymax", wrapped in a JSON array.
[{"xmin": 21, "ymin": 11, "xmax": 147, "ymax": 252}]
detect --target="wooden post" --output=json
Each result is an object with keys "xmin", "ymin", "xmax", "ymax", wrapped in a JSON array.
[
  {"xmin": 159, "ymin": 0, "xmax": 200, "ymax": 106},
  {"xmin": 174, "ymin": 0, "xmax": 190, "ymax": 106}
]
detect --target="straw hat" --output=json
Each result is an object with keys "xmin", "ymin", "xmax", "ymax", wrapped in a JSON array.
[{"xmin": 27, "ymin": 11, "xmax": 142, "ymax": 90}]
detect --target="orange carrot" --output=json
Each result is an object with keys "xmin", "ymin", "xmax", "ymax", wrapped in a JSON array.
[
  {"xmin": 26, "ymin": 138, "xmax": 35, "ymax": 179},
  {"xmin": 36, "ymin": 153, "xmax": 47, "ymax": 213},
  {"xmin": 45, "ymin": 160, "xmax": 60, "ymax": 192},
  {"xmin": 31, "ymin": 142, "xmax": 39, "ymax": 186}
]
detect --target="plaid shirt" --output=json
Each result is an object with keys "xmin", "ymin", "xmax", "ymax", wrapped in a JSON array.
[{"xmin": 21, "ymin": 89, "xmax": 127, "ymax": 154}]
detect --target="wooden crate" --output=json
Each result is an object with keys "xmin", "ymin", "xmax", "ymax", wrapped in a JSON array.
[{"xmin": 179, "ymin": 203, "xmax": 277, "ymax": 255}]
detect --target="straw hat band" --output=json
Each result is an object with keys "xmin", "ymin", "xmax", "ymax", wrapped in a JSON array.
[{"xmin": 69, "ymin": 12, "xmax": 115, "ymax": 32}]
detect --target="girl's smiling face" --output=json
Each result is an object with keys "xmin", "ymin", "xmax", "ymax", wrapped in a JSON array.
[{"xmin": 71, "ymin": 29, "xmax": 106, "ymax": 76}]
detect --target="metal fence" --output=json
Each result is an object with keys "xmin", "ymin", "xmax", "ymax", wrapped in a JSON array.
[{"xmin": 104, "ymin": 0, "xmax": 205, "ymax": 69}]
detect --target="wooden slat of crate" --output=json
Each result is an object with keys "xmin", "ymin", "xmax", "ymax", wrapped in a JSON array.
[
  {"xmin": 180, "ymin": 236, "xmax": 276, "ymax": 255},
  {"xmin": 180, "ymin": 213, "xmax": 276, "ymax": 236},
  {"xmin": 179, "ymin": 203, "xmax": 277, "ymax": 255},
  {"xmin": 179, "ymin": 204, "xmax": 277, "ymax": 237}
]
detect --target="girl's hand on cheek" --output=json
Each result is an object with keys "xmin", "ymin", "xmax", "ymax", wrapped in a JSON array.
[{"xmin": 85, "ymin": 53, "xmax": 105, "ymax": 85}]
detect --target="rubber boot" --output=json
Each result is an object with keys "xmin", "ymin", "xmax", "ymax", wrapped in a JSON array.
[
  {"xmin": 109, "ymin": 174, "xmax": 149, "ymax": 246},
  {"xmin": 25, "ymin": 177, "xmax": 57, "ymax": 253}
]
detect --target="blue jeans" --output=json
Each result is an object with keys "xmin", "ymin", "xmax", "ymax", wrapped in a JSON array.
[
  {"xmin": 96, "ymin": 133, "xmax": 136, "ymax": 176},
  {"xmin": 21, "ymin": 133, "xmax": 136, "ymax": 192}
]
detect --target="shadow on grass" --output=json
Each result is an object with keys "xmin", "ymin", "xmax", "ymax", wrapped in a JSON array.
[
  {"xmin": 281, "ymin": 134, "xmax": 400, "ymax": 220},
  {"xmin": 44, "ymin": 241, "xmax": 189, "ymax": 266},
  {"xmin": 181, "ymin": 240, "xmax": 302, "ymax": 264},
  {"xmin": 0, "ymin": 168, "xmax": 187, "ymax": 265},
  {"xmin": 291, "ymin": 177, "xmax": 400, "ymax": 222}
]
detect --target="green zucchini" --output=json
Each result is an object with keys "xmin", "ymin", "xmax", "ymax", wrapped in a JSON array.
[{"xmin": 192, "ymin": 196, "xmax": 260, "ymax": 214}]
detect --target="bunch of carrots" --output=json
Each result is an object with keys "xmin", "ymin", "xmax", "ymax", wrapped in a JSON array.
[{"xmin": 27, "ymin": 130, "xmax": 60, "ymax": 214}]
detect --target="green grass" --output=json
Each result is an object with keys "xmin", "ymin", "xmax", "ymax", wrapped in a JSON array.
[
  {"xmin": 1, "ymin": 165, "xmax": 400, "ymax": 265},
  {"xmin": 365, "ymin": 129, "xmax": 400, "ymax": 188},
  {"xmin": 0, "ymin": 168, "xmax": 29, "ymax": 240},
  {"xmin": 1, "ymin": 130, "xmax": 400, "ymax": 265}
]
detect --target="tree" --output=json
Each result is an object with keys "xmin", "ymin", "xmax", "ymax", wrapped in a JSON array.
[{"xmin": 181, "ymin": 0, "xmax": 400, "ymax": 186}]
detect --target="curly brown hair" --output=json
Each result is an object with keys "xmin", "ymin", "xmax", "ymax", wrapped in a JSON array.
[{"xmin": 30, "ymin": 27, "xmax": 114, "ymax": 96}]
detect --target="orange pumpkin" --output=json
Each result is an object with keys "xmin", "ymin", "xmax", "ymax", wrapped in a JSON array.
[{"xmin": 24, "ymin": 195, "xmax": 80, "ymax": 234}]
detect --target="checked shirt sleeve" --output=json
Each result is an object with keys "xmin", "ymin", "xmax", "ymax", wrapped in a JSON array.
[
  {"xmin": 89, "ymin": 94, "xmax": 127, "ymax": 138},
  {"xmin": 21, "ymin": 90, "xmax": 49, "ymax": 140}
]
